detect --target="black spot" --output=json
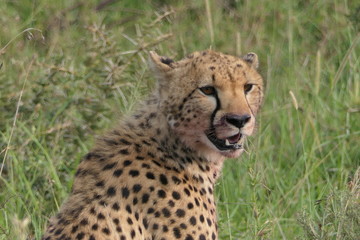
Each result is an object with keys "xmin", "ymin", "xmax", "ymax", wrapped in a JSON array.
[
  {"xmin": 160, "ymin": 174, "xmax": 168, "ymax": 185},
  {"xmin": 54, "ymin": 229, "xmax": 63, "ymax": 235},
  {"xmin": 172, "ymin": 176, "xmax": 181, "ymax": 184},
  {"xmin": 97, "ymin": 213, "xmax": 105, "ymax": 220},
  {"xmin": 91, "ymin": 224, "xmax": 98, "ymax": 230},
  {"xmin": 180, "ymin": 223, "xmax": 187, "ymax": 229},
  {"xmin": 80, "ymin": 218, "xmax": 88, "ymax": 226},
  {"xmin": 173, "ymin": 227, "xmax": 181, "ymax": 239},
  {"xmin": 102, "ymin": 162, "xmax": 116, "ymax": 171},
  {"xmin": 153, "ymin": 223, "xmax": 159, "ymax": 230},
  {"xmin": 195, "ymin": 198, "xmax": 200, "ymax": 206},
  {"xmin": 119, "ymin": 149, "xmax": 130, "ymax": 155},
  {"xmin": 113, "ymin": 218, "xmax": 120, "ymax": 225},
  {"xmin": 207, "ymin": 218, "xmax": 212, "ymax": 226},
  {"xmin": 129, "ymin": 169, "xmax": 140, "ymax": 177},
  {"xmin": 112, "ymin": 202, "xmax": 120, "ymax": 211},
  {"xmin": 89, "ymin": 235, "xmax": 95, "ymax": 240},
  {"xmin": 147, "ymin": 152, "xmax": 155, "ymax": 158},
  {"xmin": 71, "ymin": 225, "xmax": 78, "ymax": 233},
  {"xmin": 95, "ymin": 181, "xmax": 104, "ymax": 187},
  {"xmin": 158, "ymin": 189, "xmax": 166, "ymax": 198},
  {"xmin": 176, "ymin": 209, "xmax": 185, "ymax": 217},
  {"xmin": 107, "ymin": 187, "xmax": 116, "ymax": 197},
  {"xmin": 142, "ymin": 193, "xmax": 150, "ymax": 203},
  {"xmin": 199, "ymin": 234, "xmax": 206, "ymax": 240},
  {"xmin": 136, "ymin": 156, "xmax": 144, "ymax": 160},
  {"xmin": 151, "ymin": 160, "xmax": 161, "ymax": 166},
  {"xmin": 212, "ymin": 232, "xmax": 216, "ymax": 240},
  {"xmin": 123, "ymin": 160, "xmax": 132, "ymax": 167},
  {"xmin": 102, "ymin": 228, "xmax": 110, "ymax": 235},
  {"xmin": 76, "ymin": 232, "xmax": 85, "ymax": 240},
  {"xmin": 199, "ymin": 215, "xmax": 204, "ymax": 223},
  {"xmin": 142, "ymin": 163, "xmax": 150, "ymax": 169},
  {"xmin": 187, "ymin": 203, "xmax": 194, "ymax": 209},
  {"xmin": 146, "ymin": 172, "xmax": 155, "ymax": 180},
  {"xmin": 162, "ymin": 208, "xmax": 171, "ymax": 218},
  {"xmin": 199, "ymin": 176, "xmax": 205, "ymax": 183},
  {"xmin": 189, "ymin": 216, "xmax": 196, "ymax": 226},
  {"xmin": 143, "ymin": 218, "xmax": 149, "ymax": 229},
  {"xmin": 185, "ymin": 235, "xmax": 194, "ymax": 240},
  {"xmin": 122, "ymin": 187, "xmax": 130, "ymax": 199},
  {"xmin": 134, "ymin": 145, "xmax": 142, "ymax": 153},
  {"xmin": 126, "ymin": 205, "xmax": 132, "ymax": 214},
  {"xmin": 127, "ymin": 217, "xmax": 133, "ymax": 225},
  {"xmin": 98, "ymin": 200, "xmax": 106, "ymax": 206},
  {"xmin": 84, "ymin": 152, "xmax": 100, "ymax": 161},
  {"xmin": 132, "ymin": 184, "xmax": 142, "ymax": 193},
  {"xmin": 120, "ymin": 138, "xmax": 131, "ymax": 145},
  {"xmin": 154, "ymin": 211, "xmax": 161, "ymax": 217},
  {"xmin": 131, "ymin": 230, "xmax": 136, "ymax": 238},
  {"xmin": 203, "ymin": 202, "xmax": 208, "ymax": 210},
  {"xmin": 172, "ymin": 191, "xmax": 181, "ymax": 200},
  {"xmin": 168, "ymin": 200, "xmax": 175, "ymax": 207},
  {"xmin": 113, "ymin": 169, "xmax": 123, "ymax": 177},
  {"xmin": 184, "ymin": 188, "xmax": 191, "ymax": 196},
  {"xmin": 163, "ymin": 225, "xmax": 169, "ymax": 232},
  {"xmin": 147, "ymin": 208, "xmax": 155, "ymax": 214}
]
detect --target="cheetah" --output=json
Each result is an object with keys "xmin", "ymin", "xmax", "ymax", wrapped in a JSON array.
[{"xmin": 42, "ymin": 50, "xmax": 264, "ymax": 240}]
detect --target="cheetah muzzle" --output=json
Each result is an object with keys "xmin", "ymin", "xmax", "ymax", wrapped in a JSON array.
[{"xmin": 42, "ymin": 50, "xmax": 264, "ymax": 240}]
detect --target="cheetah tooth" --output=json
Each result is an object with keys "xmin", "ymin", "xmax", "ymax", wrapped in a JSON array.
[{"xmin": 225, "ymin": 139, "xmax": 230, "ymax": 146}]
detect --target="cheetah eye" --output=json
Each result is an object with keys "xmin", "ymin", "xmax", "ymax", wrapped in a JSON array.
[
  {"xmin": 199, "ymin": 86, "xmax": 216, "ymax": 95},
  {"xmin": 244, "ymin": 84, "xmax": 254, "ymax": 94}
]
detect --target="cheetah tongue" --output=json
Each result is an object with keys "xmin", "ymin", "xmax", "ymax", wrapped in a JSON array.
[{"xmin": 226, "ymin": 133, "xmax": 241, "ymax": 145}]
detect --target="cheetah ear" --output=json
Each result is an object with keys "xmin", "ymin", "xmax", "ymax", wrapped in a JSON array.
[
  {"xmin": 243, "ymin": 52, "xmax": 259, "ymax": 69},
  {"xmin": 149, "ymin": 51, "xmax": 175, "ymax": 78}
]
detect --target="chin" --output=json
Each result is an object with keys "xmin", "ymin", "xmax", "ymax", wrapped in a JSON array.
[{"xmin": 219, "ymin": 148, "xmax": 244, "ymax": 158}]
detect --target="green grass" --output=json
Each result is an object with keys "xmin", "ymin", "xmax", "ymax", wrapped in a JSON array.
[{"xmin": 0, "ymin": 0, "xmax": 359, "ymax": 239}]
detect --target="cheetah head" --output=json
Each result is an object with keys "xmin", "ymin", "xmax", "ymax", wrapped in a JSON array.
[{"xmin": 149, "ymin": 50, "xmax": 264, "ymax": 160}]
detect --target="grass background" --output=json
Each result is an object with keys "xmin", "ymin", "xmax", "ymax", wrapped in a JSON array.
[{"xmin": 0, "ymin": 0, "xmax": 359, "ymax": 239}]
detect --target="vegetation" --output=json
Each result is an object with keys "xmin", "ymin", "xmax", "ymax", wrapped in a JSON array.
[{"xmin": 0, "ymin": 0, "xmax": 359, "ymax": 239}]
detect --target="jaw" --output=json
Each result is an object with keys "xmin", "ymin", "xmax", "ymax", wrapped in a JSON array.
[
  {"xmin": 194, "ymin": 133, "xmax": 246, "ymax": 161},
  {"xmin": 219, "ymin": 148, "xmax": 244, "ymax": 158}
]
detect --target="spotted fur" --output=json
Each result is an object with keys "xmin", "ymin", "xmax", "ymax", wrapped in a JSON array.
[{"xmin": 42, "ymin": 50, "xmax": 264, "ymax": 240}]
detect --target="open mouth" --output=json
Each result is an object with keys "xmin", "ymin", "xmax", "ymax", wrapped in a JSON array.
[{"xmin": 205, "ymin": 130, "xmax": 242, "ymax": 151}]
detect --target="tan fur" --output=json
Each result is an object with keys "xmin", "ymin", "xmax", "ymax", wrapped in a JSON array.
[{"xmin": 42, "ymin": 50, "xmax": 264, "ymax": 240}]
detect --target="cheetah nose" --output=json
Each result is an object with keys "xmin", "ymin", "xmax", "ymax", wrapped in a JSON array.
[{"xmin": 225, "ymin": 114, "xmax": 251, "ymax": 129}]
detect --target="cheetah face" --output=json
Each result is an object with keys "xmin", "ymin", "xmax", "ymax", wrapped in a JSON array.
[{"xmin": 149, "ymin": 50, "xmax": 264, "ymax": 159}]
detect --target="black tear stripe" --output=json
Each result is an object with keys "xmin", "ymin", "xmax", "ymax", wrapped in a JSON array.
[
  {"xmin": 210, "ymin": 76, "xmax": 221, "ymax": 125},
  {"xmin": 186, "ymin": 89, "xmax": 196, "ymax": 99},
  {"xmin": 245, "ymin": 88, "xmax": 255, "ymax": 117}
]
